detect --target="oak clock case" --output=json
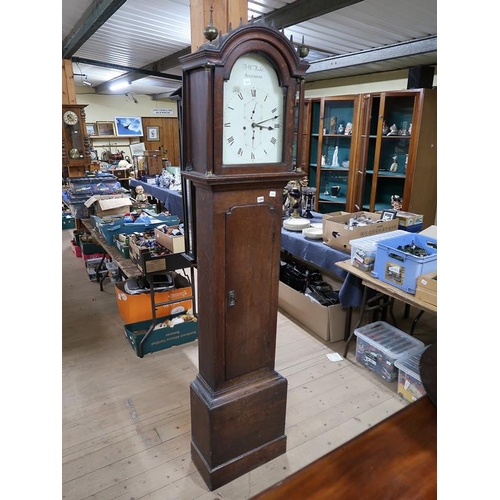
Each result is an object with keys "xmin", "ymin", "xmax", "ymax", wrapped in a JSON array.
[
  {"xmin": 62, "ymin": 104, "xmax": 91, "ymax": 178},
  {"xmin": 179, "ymin": 22, "xmax": 309, "ymax": 491}
]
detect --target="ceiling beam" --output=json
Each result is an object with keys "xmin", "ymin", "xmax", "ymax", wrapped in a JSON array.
[
  {"xmin": 254, "ymin": 0, "xmax": 364, "ymax": 29},
  {"xmin": 72, "ymin": 56, "xmax": 182, "ymax": 81},
  {"xmin": 92, "ymin": 46, "xmax": 192, "ymax": 94},
  {"xmin": 307, "ymin": 36, "xmax": 437, "ymax": 75},
  {"xmin": 62, "ymin": 0, "xmax": 127, "ymax": 58}
]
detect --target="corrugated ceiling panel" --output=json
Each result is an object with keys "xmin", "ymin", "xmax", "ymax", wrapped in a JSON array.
[
  {"xmin": 65, "ymin": 0, "xmax": 436, "ymax": 96},
  {"xmin": 74, "ymin": 0, "xmax": 191, "ymax": 68}
]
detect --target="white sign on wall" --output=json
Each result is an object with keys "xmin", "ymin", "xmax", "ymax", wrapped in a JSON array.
[{"xmin": 152, "ymin": 108, "xmax": 174, "ymax": 116}]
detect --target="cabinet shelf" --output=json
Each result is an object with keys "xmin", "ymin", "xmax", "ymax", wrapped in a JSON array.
[
  {"xmin": 318, "ymin": 194, "xmax": 347, "ymax": 203},
  {"xmin": 319, "ymin": 166, "xmax": 350, "ymax": 171},
  {"xmin": 381, "ymin": 135, "xmax": 411, "ymax": 140},
  {"xmin": 89, "ymin": 135, "xmax": 143, "ymax": 140},
  {"xmin": 366, "ymin": 170, "xmax": 406, "ymax": 179},
  {"xmin": 322, "ymin": 134, "xmax": 353, "ymax": 138}
]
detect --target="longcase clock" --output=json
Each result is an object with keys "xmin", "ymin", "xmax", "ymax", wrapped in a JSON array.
[
  {"xmin": 179, "ymin": 20, "xmax": 309, "ymax": 490},
  {"xmin": 62, "ymin": 104, "xmax": 91, "ymax": 178}
]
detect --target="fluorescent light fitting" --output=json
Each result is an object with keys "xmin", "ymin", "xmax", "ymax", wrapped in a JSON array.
[{"xmin": 109, "ymin": 81, "xmax": 130, "ymax": 91}]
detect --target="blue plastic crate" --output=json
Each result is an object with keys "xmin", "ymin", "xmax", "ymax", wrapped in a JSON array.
[
  {"xmin": 94, "ymin": 214, "xmax": 180, "ymax": 245},
  {"xmin": 398, "ymin": 223, "xmax": 423, "ymax": 233},
  {"xmin": 371, "ymin": 233, "xmax": 437, "ymax": 294}
]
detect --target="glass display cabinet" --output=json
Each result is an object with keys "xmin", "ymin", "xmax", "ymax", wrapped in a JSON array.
[
  {"xmin": 308, "ymin": 96, "xmax": 360, "ymax": 213},
  {"xmin": 351, "ymin": 89, "xmax": 437, "ymax": 226}
]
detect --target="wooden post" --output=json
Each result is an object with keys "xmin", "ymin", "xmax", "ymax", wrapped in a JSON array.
[
  {"xmin": 62, "ymin": 59, "xmax": 77, "ymax": 105},
  {"xmin": 189, "ymin": 0, "xmax": 247, "ymax": 51}
]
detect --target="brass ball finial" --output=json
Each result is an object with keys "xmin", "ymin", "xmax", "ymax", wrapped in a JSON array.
[
  {"xmin": 298, "ymin": 36, "xmax": 309, "ymax": 58},
  {"xmin": 203, "ymin": 5, "xmax": 219, "ymax": 42}
]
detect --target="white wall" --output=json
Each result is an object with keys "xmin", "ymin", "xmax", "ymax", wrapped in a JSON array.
[
  {"xmin": 75, "ymin": 92, "xmax": 178, "ymax": 122},
  {"xmin": 304, "ymin": 68, "xmax": 437, "ymax": 98},
  {"xmin": 75, "ymin": 67, "xmax": 437, "ymax": 121}
]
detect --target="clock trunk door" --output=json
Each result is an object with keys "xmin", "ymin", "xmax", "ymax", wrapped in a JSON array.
[{"xmin": 224, "ymin": 203, "xmax": 278, "ymax": 380}]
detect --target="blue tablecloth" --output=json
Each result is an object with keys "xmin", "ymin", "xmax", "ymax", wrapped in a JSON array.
[
  {"xmin": 130, "ymin": 179, "xmax": 184, "ymax": 220},
  {"xmin": 280, "ymin": 213, "xmax": 364, "ymax": 308}
]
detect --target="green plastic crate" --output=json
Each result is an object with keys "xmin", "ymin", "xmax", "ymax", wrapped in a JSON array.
[
  {"xmin": 124, "ymin": 313, "xmax": 198, "ymax": 357},
  {"xmin": 62, "ymin": 214, "xmax": 76, "ymax": 230}
]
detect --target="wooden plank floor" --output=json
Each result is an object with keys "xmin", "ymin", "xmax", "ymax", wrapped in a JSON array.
[{"xmin": 62, "ymin": 228, "xmax": 437, "ymax": 500}]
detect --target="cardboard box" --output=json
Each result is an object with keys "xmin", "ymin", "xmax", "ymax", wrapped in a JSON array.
[
  {"xmin": 415, "ymin": 271, "xmax": 437, "ymax": 307},
  {"xmin": 154, "ymin": 227, "xmax": 185, "ymax": 254},
  {"xmin": 323, "ymin": 211, "xmax": 399, "ymax": 252},
  {"xmin": 85, "ymin": 194, "xmax": 132, "ymax": 217},
  {"xmin": 278, "ymin": 278, "xmax": 351, "ymax": 342},
  {"xmin": 123, "ymin": 312, "xmax": 198, "ymax": 356},
  {"xmin": 396, "ymin": 211, "xmax": 424, "ymax": 227},
  {"xmin": 115, "ymin": 280, "xmax": 193, "ymax": 324}
]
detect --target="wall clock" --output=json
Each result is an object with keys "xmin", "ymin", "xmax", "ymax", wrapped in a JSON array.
[
  {"xmin": 62, "ymin": 104, "xmax": 91, "ymax": 178},
  {"xmin": 179, "ymin": 20, "xmax": 309, "ymax": 490},
  {"xmin": 63, "ymin": 110, "xmax": 79, "ymax": 126}
]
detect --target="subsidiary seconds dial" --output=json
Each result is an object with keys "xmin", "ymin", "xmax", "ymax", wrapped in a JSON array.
[{"xmin": 223, "ymin": 53, "xmax": 284, "ymax": 165}]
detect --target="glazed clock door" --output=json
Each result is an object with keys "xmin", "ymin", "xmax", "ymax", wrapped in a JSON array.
[{"xmin": 224, "ymin": 203, "xmax": 277, "ymax": 380}]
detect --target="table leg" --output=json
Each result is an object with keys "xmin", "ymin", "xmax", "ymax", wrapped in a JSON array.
[
  {"xmin": 410, "ymin": 310, "xmax": 425, "ymax": 335},
  {"xmin": 343, "ymin": 286, "xmax": 368, "ymax": 358}
]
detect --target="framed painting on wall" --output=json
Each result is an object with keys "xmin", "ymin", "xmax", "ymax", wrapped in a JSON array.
[
  {"xmin": 86, "ymin": 123, "xmax": 97, "ymax": 136},
  {"xmin": 114, "ymin": 117, "xmax": 144, "ymax": 136},
  {"xmin": 147, "ymin": 126, "xmax": 160, "ymax": 141},
  {"xmin": 96, "ymin": 121, "xmax": 116, "ymax": 136}
]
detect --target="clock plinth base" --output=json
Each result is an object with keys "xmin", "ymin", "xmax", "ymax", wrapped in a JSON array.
[{"xmin": 190, "ymin": 372, "xmax": 288, "ymax": 491}]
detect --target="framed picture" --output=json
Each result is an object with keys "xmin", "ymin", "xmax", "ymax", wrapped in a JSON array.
[
  {"xmin": 130, "ymin": 142, "xmax": 146, "ymax": 156},
  {"xmin": 114, "ymin": 116, "xmax": 144, "ymax": 136},
  {"xmin": 380, "ymin": 209, "xmax": 397, "ymax": 221},
  {"xmin": 96, "ymin": 121, "xmax": 116, "ymax": 136},
  {"xmin": 147, "ymin": 126, "xmax": 160, "ymax": 141},
  {"xmin": 86, "ymin": 123, "xmax": 97, "ymax": 136}
]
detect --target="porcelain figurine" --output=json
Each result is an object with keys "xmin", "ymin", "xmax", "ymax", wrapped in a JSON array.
[
  {"xmin": 391, "ymin": 194, "xmax": 403, "ymax": 211},
  {"xmin": 387, "ymin": 124, "xmax": 398, "ymax": 136},
  {"xmin": 331, "ymin": 146, "xmax": 339, "ymax": 167},
  {"xmin": 135, "ymin": 185, "xmax": 148, "ymax": 202},
  {"xmin": 389, "ymin": 155, "xmax": 398, "ymax": 172}
]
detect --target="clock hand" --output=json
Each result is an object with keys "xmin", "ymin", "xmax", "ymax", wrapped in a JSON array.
[
  {"xmin": 254, "ymin": 124, "xmax": 273, "ymax": 131},
  {"xmin": 254, "ymin": 115, "xmax": 280, "ymax": 126}
]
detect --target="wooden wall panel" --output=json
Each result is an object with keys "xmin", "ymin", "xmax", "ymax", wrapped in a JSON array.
[{"xmin": 142, "ymin": 117, "xmax": 181, "ymax": 166}]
